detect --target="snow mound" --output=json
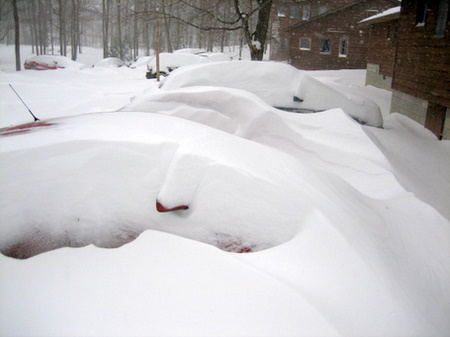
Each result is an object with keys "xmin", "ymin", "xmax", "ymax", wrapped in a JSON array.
[
  {"xmin": 174, "ymin": 48, "xmax": 206, "ymax": 55},
  {"xmin": 130, "ymin": 56, "xmax": 152, "ymax": 68},
  {"xmin": 161, "ymin": 60, "xmax": 383, "ymax": 127},
  {"xmin": 94, "ymin": 57, "xmax": 126, "ymax": 68}
]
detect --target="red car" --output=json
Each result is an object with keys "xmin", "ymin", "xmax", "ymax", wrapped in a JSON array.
[{"xmin": 24, "ymin": 55, "xmax": 83, "ymax": 70}]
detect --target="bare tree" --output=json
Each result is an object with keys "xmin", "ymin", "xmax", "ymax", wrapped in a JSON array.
[
  {"xmin": 12, "ymin": 0, "xmax": 20, "ymax": 70},
  {"xmin": 144, "ymin": 0, "xmax": 273, "ymax": 60},
  {"xmin": 58, "ymin": 0, "xmax": 67, "ymax": 56},
  {"xmin": 71, "ymin": 0, "xmax": 80, "ymax": 60},
  {"xmin": 102, "ymin": 0, "xmax": 110, "ymax": 58}
]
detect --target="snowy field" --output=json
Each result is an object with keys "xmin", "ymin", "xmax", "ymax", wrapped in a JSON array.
[{"xmin": 1, "ymin": 44, "xmax": 450, "ymax": 337}]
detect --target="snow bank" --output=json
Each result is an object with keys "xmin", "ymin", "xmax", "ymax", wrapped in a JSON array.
[
  {"xmin": 94, "ymin": 57, "xmax": 125, "ymax": 68},
  {"xmin": 174, "ymin": 48, "xmax": 206, "ymax": 54},
  {"xmin": 130, "ymin": 56, "xmax": 152, "ymax": 68},
  {"xmin": 160, "ymin": 61, "xmax": 383, "ymax": 127},
  {"xmin": 0, "ymin": 230, "xmax": 341, "ymax": 337}
]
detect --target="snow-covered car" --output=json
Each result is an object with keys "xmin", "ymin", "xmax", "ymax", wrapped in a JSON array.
[
  {"xmin": 94, "ymin": 57, "xmax": 126, "ymax": 68},
  {"xmin": 173, "ymin": 48, "xmax": 206, "ymax": 55},
  {"xmin": 130, "ymin": 56, "xmax": 152, "ymax": 69},
  {"xmin": 0, "ymin": 110, "xmax": 318, "ymax": 258},
  {"xmin": 160, "ymin": 61, "xmax": 383, "ymax": 127},
  {"xmin": 174, "ymin": 48, "xmax": 232, "ymax": 61},
  {"xmin": 198, "ymin": 52, "xmax": 232, "ymax": 62},
  {"xmin": 24, "ymin": 55, "xmax": 83, "ymax": 70},
  {"xmin": 145, "ymin": 52, "xmax": 209, "ymax": 79}
]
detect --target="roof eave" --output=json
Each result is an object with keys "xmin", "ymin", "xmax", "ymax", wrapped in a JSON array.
[{"xmin": 358, "ymin": 12, "xmax": 400, "ymax": 27}]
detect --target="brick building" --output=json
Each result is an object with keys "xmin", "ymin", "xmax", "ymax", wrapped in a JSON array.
[
  {"xmin": 270, "ymin": 0, "xmax": 400, "ymax": 70},
  {"xmin": 362, "ymin": 0, "xmax": 449, "ymax": 139},
  {"xmin": 270, "ymin": 1, "xmax": 356, "ymax": 62},
  {"xmin": 358, "ymin": 6, "xmax": 400, "ymax": 90},
  {"xmin": 391, "ymin": 0, "xmax": 449, "ymax": 139}
]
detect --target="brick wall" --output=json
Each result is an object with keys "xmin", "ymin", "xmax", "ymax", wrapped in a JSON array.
[
  {"xmin": 392, "ymin": 0, "xmax": 450, "ymax": 108},
  {"xmin": 269, "ymin": 0, "xmax": 357, "ymax": 62},
  {"xmin": 286, "ymin": 0, "xmax": 400, "ymax": 70},
  {"xmin": 366, "ymin": 20, "xmax": 398, "ymax": 77}
]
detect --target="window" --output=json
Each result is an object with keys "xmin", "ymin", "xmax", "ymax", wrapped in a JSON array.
[
  {"xmin": 320, "ymin": 38, "xmax": 331, "ymax": 53},
  {"xmin": 434, "ymin": 0, "xmax": 449, "ymax": 38},
  {"xmin": 416, "ymin": 0, "xmax": 428, "ymax": 27},
  {"xmin": 339, "ymin": 37, "xmax": 348, "ymax": 57},
  {"xmin": 281, "ymin": 38, "xmax": 289, "ymax": 51},
  {"xmin": 302, "ymin": 4, "xmax": 311, "ymax": 20},
  {"xmin": 318, "ymin": 5, "xmax": 328, "ymax": 15},
  {"xmin": 278, "ymin": 6, "xmax": 287, "ymax": 17},
  {"xmin": 300, "ymin": 38, "xmax": 311, "ymax": 50},
  {"xmin": 291, "ymin": 6, "xmax": 299, "ymax": 19},
  {"xmin": 387, "ymin": 23, "xmax": 399, "ymax": 47}
]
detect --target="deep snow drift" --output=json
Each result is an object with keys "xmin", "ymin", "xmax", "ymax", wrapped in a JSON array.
[{"xmin": 0, "ymin": 45, "xmax": 449, "ymax": 337}]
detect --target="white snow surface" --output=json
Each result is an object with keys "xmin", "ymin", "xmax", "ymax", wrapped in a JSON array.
[
  {"xmin": 160, "ymin": 61, "xmax": 383, "ymax": 127},
  {"xmin": 94, "ymin": 57, "xmax": 125, "ymax": 68},
  {"xmin": 1, "ymin": 45, "xmax": 450, "ymax": 337}
]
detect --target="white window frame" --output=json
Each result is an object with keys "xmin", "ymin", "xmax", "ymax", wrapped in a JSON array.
[
  {"xmin": 300, "ymin": 37, "xmax": 311, "ymax": 50},
  {"xmin": 302, "ymin": 4, "xmax": 311, "ymax": 20},
  {"xmin": 339, "ymin": 37, "xmax": 348, "ymax": 57},
  {"xmin": 278, "ymin": 6, "xmax": 287, "ymax": 17}
]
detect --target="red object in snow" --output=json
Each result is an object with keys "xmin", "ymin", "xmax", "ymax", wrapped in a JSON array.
[
  {"xmin": 0, "ymin": 121, "xmax": 55, "ymax": 136},
  {"xmin": 156, "ymin": 200, "xmax": 189, "ymax": 212},
  {"xmin": 24, "ymin": 60, "xmax": 59, "ymax": 70}
]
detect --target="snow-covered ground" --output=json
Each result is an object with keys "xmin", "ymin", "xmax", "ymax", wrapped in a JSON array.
[{"xmin": 0, "ymin": 44, "xmax": 449, "ymax": 337}]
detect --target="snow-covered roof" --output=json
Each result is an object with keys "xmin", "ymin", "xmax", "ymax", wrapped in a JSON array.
[{"xmin": 359, "ymin": 6, "xmax": 400, "ymax": 26}]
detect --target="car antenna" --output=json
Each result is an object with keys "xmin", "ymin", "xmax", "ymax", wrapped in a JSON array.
[{"xmin": 9, "ymin": 84, "xmax": 40, "ymax": 121}]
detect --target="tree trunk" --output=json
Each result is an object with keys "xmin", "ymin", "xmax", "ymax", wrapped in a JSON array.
[
  {"xmin": 161, "ymin": 0, "xmax": 172, "ymax": 53},
  {"xmin": 49, "ymin": 1, "xmax": 54, "ymax": 54},
  {"xmin": 133, "ymin": 0, "xmax": 139, "ymax": 59},
  {"xmin": 102, "ymin": 0, "xmax": 109, "ymax": 58},
  {"xmin": 12, "ymin": 0, "xmax": 20, "ymax": 71},
  {"xmin": 234, "ymin": 0, "xmax": 272, "ymax": 61},
  {"xmin": 117, "ymin": 0, "xmax": 123, "ymax": 59},
  {"xmin": 70, "ymin": 0, "xmax": 81, "ymax": 61},
  {"xmin": 59, "ymin": 0, "xmax": 67, "ymax": 56},
  {"xmin": 251, "ymin": 0, "xmax": 272, "ymax": 60}
]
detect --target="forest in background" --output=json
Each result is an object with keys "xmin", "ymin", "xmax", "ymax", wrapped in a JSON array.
[{"xmin": 1, "ymin": 0, "xmax": 276, "ymax": 66}]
